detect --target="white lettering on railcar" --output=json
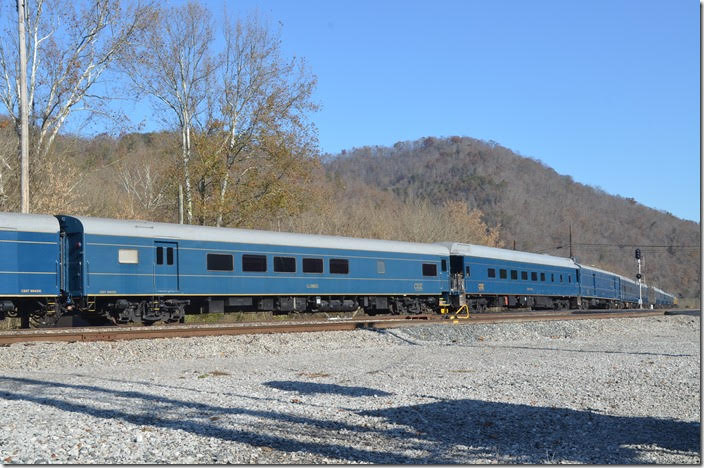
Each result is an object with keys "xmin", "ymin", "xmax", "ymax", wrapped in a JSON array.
[
  {"xmin": 414, "ymin": 283, "xmax": 423, "ymax": 291},
  {"xmin": 20, "ymin": 289, "xmax": 42, "ymax": 293},
  {"xmin": 306, "ymin": 283, "xmax": 319, "ymax": 289}
]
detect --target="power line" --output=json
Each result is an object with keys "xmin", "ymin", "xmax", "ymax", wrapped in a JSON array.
[{"xmin": 532, "ymin": 243, "xmax": 700, "ymax": 254}]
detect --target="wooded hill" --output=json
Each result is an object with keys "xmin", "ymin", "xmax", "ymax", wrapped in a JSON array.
[
  {"xmin": 326, "ymin": 137, "xmax": 700, "ymax": 302},
  {"xmin": 0, "ymin": 123, "xmax": 698, "ymax": 302}
]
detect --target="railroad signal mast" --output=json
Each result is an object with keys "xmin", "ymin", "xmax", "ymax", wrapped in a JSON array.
[{"xmin": 635, "ymin": 248, "xmax": 643, "ymax": 309}]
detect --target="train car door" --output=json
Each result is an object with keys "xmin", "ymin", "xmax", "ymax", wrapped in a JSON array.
[{"xmin": 154, "ymin": 241, "xmax": 179, "ymax": 293}]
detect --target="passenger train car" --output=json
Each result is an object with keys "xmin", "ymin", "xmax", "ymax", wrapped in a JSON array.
[{"xmin": 0, "ymin": 211, "xmax": 677, "ymax": 326}]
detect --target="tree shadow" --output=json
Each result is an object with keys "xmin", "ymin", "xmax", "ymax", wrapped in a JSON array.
[
  {"xmin": 263, "ymin": 380, "xmax": 392, "ymax": 397},
  {"xmin": 0, "ymin": 376, "xmax": 699, "ymax": 463},
  {"xmin": 359, "ymin": 398, "xmax": 701, "ymax": 463}
]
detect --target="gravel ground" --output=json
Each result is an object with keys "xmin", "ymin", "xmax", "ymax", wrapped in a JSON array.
[{"xmin": 0, "ymin": 314, "xmax": 699, "ymax": 464}]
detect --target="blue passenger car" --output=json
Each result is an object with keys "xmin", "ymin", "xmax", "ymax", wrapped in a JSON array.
[
  {"xmin": 57, "ymin": 215, "xmax": 450, "ymax": 322},
  {"xmin": 652, "ymin": 287, "xmax": 676, "ymax": 307},
  {"xmin": 618, "ymin": 275, "xmax": 643, "ymax": 307},
  {"xmin": 0, "ymin": 212, "xmax": 62, "ymax": 320},
  {"xmin": 576, "ymin": 265, "xmax": 621, "ymax": 308},
  {"xmin": 439, "ymin": 243, "xmax": 580, "ymax": 310}
]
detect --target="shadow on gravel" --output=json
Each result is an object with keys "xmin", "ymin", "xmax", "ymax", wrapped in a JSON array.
[
  {"xmin": 0, "ymin": 376, "xmax": 699, "ymax": 463},
  {"xmin": 263, "ymin": 380, "xmax": 392, "ymax": 397},
  {"xmin": 359, "ymin": 398, "xmax": 701, "ymax": 463}
]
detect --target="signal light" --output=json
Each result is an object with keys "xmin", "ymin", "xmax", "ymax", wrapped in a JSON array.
[
  {"xmin": 635, "ymin": 248, "xmax": 641, "ymax": 259},
  {"xmin": 636, "ymin": 273, "xmax": 642, "ymax": 279}
]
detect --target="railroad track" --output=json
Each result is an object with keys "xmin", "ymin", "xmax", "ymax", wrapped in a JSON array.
[{"xmin": 0, "ymin": 309, "xmax": 681, "ymax": 345}]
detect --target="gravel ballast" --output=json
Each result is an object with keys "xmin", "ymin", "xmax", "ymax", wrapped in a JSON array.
[{"xmin": 0, "ymin": 314, "xmax": 699, "ymax": 464}]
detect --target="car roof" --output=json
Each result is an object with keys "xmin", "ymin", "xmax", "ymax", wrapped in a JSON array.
[
  {"xmin": 437, "ymin": 242, "xmax": 578, "ymax": 268},
  {"xmin": 62, "ymin": 215, "xmax": 450, "ymax": 256},
  {"xmin": 0, "ymin": 211, "xmax": 59, "ymax": 233}
]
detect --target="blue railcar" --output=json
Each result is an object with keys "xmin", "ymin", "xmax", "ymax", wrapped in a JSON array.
[
  {"xmin": 652, "ymin": 286, "xmax": 676, "ymax": 307},
  {"xmin": 439, "ymin": 243, "xmax": 580, "ymax": 310},
  {"xmin": 0, "ymin": 212, "xmax": 62, "ymax": 322},
  {"xmin": 576, "ymin": 265, "xmax": 621, "ymax": 308},
  {"xmin": 57, "ymin": 215, "xmax": 450, "ymax": 322},
  {"xmin": 618, "ymin": 274, "xmax": 643, "ymax": 307}
]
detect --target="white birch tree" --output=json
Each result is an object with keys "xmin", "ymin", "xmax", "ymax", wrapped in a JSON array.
[
  {"xmin": 0, "ymin": 0, "xmax": 152, "ymax": 210},
  {"xmin": 120, "ymin": 1, "xmax": 214, "ymax": 224}
]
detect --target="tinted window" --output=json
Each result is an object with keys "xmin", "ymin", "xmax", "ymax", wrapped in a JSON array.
[
  {"xmin": 156, "ymin": 246, "xmax": 163, "ymax": 265},
  {"xmin": 540, "ymin": 272, "xmax": 546, "ymax": 282},
  {"xmin": 531, "ymin": 272, "xmax": 537, "ymax": 281},
  {"xmin": 330, "ymin": 258, "xmax": 349, "ymax": 274},
  {"xmin": 560, "ymin": 274, "xmax": 563, "ymax": 282},
  {"xmin": 242, "ymin": 254, "xmax": 267, "ymax": 272},
  {"xmin": 166, "ymin": 247, "xmax": 174, "ymax": 265},
  {"xmin": 499, "ymin": 269, "xmax": 507, "ymax": 279},
  {"xmin": 521, "ymin": 271, "xmax": 528, "ymax": 280},
  {"xmin": 302, "ymin": 258, "xmax": 323, "ymax": 273},
  {"xmin": 441, "ymin": 259, "xmax": 447, "ymax": 272},
  {"xmin": 465, "ymin": 265, "xmax": 470, "ymax": 277},
  {"xmin": 274, "ymin": 256, "xmax": 296, "ymax": 273},
  {"xmin": 551, "ymin": 273, "xmax": 555, "ymax": 282},
  {"xmin": 510, "ymin": 270, "xmax": 518, "ymax": 280},
  {"xmin": 422, "ymin": 263, "xmax": 437, "ymax": 276},
  {"xmin": 207, "ymin": 253, "xmax": 233, "ymax": 271},
  {"xmin": 488, "ymin": 268, "xmax": 496, "ymax": 278},
  {"xmin": 568, "ymin": 275, "xmax": 571, "ymax": 283}
]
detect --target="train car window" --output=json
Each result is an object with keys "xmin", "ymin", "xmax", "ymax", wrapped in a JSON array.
[
  {"xmin": 499, "ymin": 269, "xmax": 507, "ymax": 279},
  {"xmin": 510, "ymin": 270, "xmax": 517, "ymax": 280},
  {"xmin": 242, "ymin": 254, "xmax": 267, "ymax": 272},
  {"xmin": 207, "ymin": 253, "xmax": 233, "ymax": 271},
  {"xmin": 551, "ymin": 273, "xmax": 555, "ymax": 282},
  {"xmin": 156, "ymin": 246, "xmax": 163, "ymax": 265},
  {"xmin": 166, "ymin": 247, "xmax": 174, "ymax": 265},
  {"xmin": 521, "ymin": 271, "xmax": 528, "ymax": 280},
  {"xmin": 377, "ymin": 261, "xmax": 385, "ymax": 274},
  {"xmin": 576, "ymin": 270, "xmax": 580, "ymax": 282},
  {"xmin": 274, "ymin": 256, "xmax": 296, "ymax": 273},
  {"xmin": 302, "ymin": 258, "xmax": 323, "ymax": 273},
  {"xmin": 465, "ymin": 266, "xmax": 470, "ymax": 277},
  {"xmin": 560, "ymin": 274, "xmax": 563, "ymax": 282},
  {"xmin": 531, "ymin": 272, "xmax": 537, "ymax": 281},
  {"xmin": 540, "ymin": 272, "xmax": 546, "ymax": 282},
  {"xmin": 118, "ymin": 249, "xmax": 139, "ymax": 264},
  {"xmin": 568, "ymin": 275, "xmax": 571, "ymax": 283},
  {"xmin": 441, "ymin": 259, "xmax": 447, "ymax": 272},
  {"xmin": 330, "ymin": 258, "xmax": 349, "ymax": 274},
  {"xmin": 488, "ymin": 268, "xmax": 496, "ymax": 278},
  {"xmin": 422, "ymin": 263, "xmax": 437, "ymax": 276}
]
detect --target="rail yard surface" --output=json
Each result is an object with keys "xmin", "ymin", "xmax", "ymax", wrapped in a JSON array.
[{"xmin": 0, "ymin": 314, "xmax": 699, "ymax": 464}]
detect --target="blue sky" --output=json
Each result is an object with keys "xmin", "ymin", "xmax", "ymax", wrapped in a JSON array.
[{"xmin": 114, "ymin": 0, "xmax": 700, "ymax": 222}]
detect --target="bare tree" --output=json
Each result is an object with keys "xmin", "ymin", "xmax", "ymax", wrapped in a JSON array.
[
  {"xmin": 120, "ymin": 1, "xmax": 214, "ymax": 224},
  {"xmin": 203, "ymin": 13, "xmax": 318, "ymax": 227},
  {"xmin": 0, "ymin": 0, "xmax": 152, "ymax": 210}
]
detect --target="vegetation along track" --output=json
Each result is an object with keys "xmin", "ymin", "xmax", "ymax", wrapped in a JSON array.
[{"xmin": 0, "ymin": 309, "xmax": 686, "ymax": 345}]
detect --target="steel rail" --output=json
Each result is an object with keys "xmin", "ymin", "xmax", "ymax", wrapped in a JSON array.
[{"xmin": 0, "ymin": 309, "xmax": 673, "ymax": 345}]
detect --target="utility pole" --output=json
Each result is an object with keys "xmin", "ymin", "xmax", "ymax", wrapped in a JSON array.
[
  {"xmin": 569, "ymin": 224, "xmax": 573, "ymax": 259},
  {"xmin": 17, "ymin": 0, "xmax": 29, "ymax": 213}
]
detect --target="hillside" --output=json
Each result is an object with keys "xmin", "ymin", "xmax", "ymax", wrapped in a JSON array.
[{"xmin": 326, "ymin": 137, "xmax": 700, "ymax": 302}]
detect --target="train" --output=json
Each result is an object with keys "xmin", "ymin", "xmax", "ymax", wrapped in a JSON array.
[{"xmin": 0, "ymin": 211, "xmax": 676, "ymax": 326}]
